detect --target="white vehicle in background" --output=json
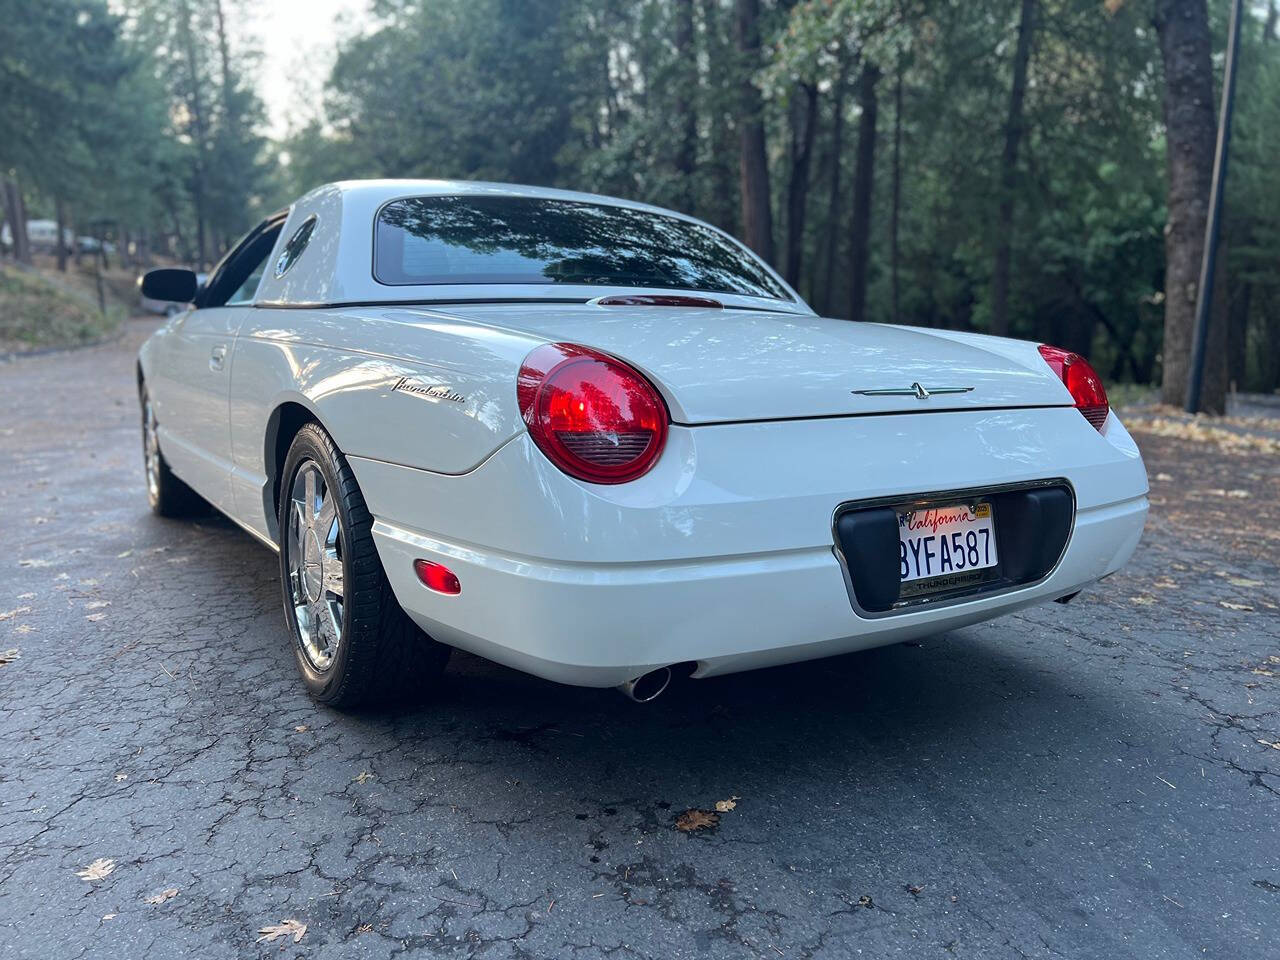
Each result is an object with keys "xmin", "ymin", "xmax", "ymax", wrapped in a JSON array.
[{"xmin": 136, "ymin": 180, "xmax": 1148, "ymax": 708}]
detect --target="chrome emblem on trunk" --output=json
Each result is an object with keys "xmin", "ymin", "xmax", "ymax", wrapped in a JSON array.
[{"xmin": 851, "ymin": 383, "xmax": 974, "ymax": 400}]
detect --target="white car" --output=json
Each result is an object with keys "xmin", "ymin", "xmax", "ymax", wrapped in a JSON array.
[{"xmin": 137, "ymin": 180, "xmax": 1148, "ymax": 707}]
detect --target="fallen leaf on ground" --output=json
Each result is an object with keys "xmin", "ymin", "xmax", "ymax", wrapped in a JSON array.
[
  {"xmin": 0, "ymin": 606, "xmax": 31, "ymax": 622},
  {"xmin": 77, "ymin": 858, "xmax": 116, "ymax": 882},
  {"xmin": 714, "ymin": 797, "xmax": 739, "ymax": 813},
  {"xmin": 116, "ymin": 550, "xmax": 133, "ymax": 558},
  {"xmin": 19, "ymin": 558, "xmax": 53, "ymax": 568},
  {"xmin": 1129, "ymin": 596, "xmax": 1156, "ymax": 606},
  {"xmin": 86, "ymin": 613, "xmax": 107, "ymax": 622},
  {"xmin": 85, "ymin": 601, "xmax": 111, "ymax": 610},
  {"xmin": 1227, "ymin": 577, "xmax": 1263, "ymax": 588},
  {"xmin": 1257, "ymin": 740, "xmax": 1280, "ymax": 751},
  {"xmin": 16, "ymin": 593, "xmax": 35, "ymax": 600},
  {"xmin": 355, "ymin": 923, "xmax": 373, "ymax": 934},
  {"xmin": 0, "ymin": 649, "xmax": 20, "ymax": 666},
  {"xmin": 353, "ymin": 771, "xmax": 373, "ymax": 784},
  {"xmin": 114, "ymin": 773, "xmax": 127, "ymax": 782},
  {"xmin": 13, "ymin": 625, "xmax": 32, "ymax": 635},
  {"xmin": 1152, "ymin": 473, "xmax": 1173, "ymax": 482},
  {"xmin": 858, "ymin": 895, "xmax": 874, "ymax": 908},
  {"xmin": 1220, "ymin": 601, "xmax": 1253, "ymax": 611},
  {"xmin": 257, "ymin": 920, "xmax": 307, "ymax": 944},
  {"xmin": 294, "ymin": 725, "xmax": 308, "ymax": 733},
  {"xmin": 145, "ymin": 888, "xmax": 179, "ymax": 904},
  {"xmin": 906, "ymin": 884, "xmax": 926, "ymax": 896},
  {"xmin": 675, "ymin": 809, "xmax": 719, "ymax": 832}
]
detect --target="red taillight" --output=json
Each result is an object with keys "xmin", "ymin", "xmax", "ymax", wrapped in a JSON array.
[
  {"xmin": 517, "ymin": 342, "xmax": 669, "ymax": 484},
  {"xmin": 1038, "ymin": 344, "xmax": 1109, "ymax": 431},
  {"xmin": 414, "ymin": 559, "xmax": 460, "ymax": 595}
]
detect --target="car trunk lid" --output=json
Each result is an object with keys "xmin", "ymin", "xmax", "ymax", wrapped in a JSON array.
[{"xmin": 430, "ymin": 303, "xmax": 1073, "ymax": 424}]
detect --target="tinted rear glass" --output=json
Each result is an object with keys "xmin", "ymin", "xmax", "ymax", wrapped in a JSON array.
[{"xmin": 374, "ymin": 196, "xmax": 790, "ymax": 300}]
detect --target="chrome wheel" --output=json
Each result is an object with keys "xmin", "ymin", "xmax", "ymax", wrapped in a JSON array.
[
  {"xmin": 143, "ymin": 396, "xmax": 161, "ymax": 502},
  {"xmin": 286, "ymin": 461, "xmax": 345, "ymax": 672}
]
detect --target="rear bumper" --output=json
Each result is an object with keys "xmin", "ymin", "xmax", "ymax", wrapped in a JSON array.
[{"xmin": 353, "ymin": 407, "xmax": 1148, "ymax": 687}]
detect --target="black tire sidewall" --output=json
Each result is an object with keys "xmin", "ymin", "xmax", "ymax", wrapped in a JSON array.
[{"xmin": 278, "ymin": 426, "xmax": 357, "ymax": 702}]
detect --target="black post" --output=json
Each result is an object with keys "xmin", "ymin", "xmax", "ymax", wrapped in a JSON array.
[{"xmin": 1186, "ymin": 0, "xmax": 1244, "ymax": 413}]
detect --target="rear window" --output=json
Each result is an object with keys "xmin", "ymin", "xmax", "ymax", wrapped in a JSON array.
[{"xmin": 374, "ymin": 195, "xmax": 790, "ymax": 300}]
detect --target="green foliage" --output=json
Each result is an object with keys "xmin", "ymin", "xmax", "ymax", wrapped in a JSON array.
[
  {"xmin": 3, "ymin": 0, "xmax": 1277, "ymax": 390},
  {"xmin": 0, "ymin": 263, "xmax": 125, "ymax": 350}
]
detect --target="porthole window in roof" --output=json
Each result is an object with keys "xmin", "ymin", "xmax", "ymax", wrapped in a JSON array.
[{"xmin": 274, "ymin": 215, "xmax": 318, "ymax": 279}]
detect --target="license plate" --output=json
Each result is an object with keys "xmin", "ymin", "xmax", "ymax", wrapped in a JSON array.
[{"xmin": 897, "ymin": 502, "xmax": 998, "ymax": 589}]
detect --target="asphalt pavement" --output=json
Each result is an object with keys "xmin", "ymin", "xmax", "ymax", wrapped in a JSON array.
[{"xmin": 1, "ymin": 318, "xmax": 1277, "ymax": 959}]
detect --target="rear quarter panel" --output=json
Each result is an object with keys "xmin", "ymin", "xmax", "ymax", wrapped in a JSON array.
[{"xmin": 226, "ymin": 306, "xmax": 540, "ymax": 540}]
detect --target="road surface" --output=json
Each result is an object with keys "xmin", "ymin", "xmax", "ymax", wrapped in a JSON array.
[{"xmin": 1, "ymin": 319, "xmax": 1277, "ymax": 959}]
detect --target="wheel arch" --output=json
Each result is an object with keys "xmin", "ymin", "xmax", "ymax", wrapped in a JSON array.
[{"xmin": 263, "ymin": 397, "xmax": 331, "ymax": 544}]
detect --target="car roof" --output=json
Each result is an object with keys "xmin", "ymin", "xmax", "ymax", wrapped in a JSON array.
[
  {"xmin": 250, "ymin": 179, "xmax": 809, "ymax": 314},
  {"xmin": 325, "ymin": 178, "xmax": 697, "ymax": 219}
]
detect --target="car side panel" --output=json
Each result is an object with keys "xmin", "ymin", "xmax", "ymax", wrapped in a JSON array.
[
  {"xmin": 224, "ymin": 306, "xmax": 539, "ymax": 540},
  {"xmin": 140, "ymin": 307, "xmax": 247, "ymax": 514}
]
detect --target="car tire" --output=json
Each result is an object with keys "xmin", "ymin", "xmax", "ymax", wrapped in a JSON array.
[
  {"xmin": 140, "ymin": 385, "xmax": 205, "ymax": 517},
  {"xmin": 278, "ymin": 422, "xmax": 450, "ymax": 708}
]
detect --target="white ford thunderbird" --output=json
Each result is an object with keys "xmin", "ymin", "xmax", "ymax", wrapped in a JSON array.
[{"xmin": 137, "ymin": 180, "xmax": 1148, "ymax": 707}]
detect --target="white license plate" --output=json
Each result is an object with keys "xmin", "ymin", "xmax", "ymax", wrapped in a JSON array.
[{"xmin": 897, "ymin": 502, "xmax": 998, "ymax": 585}]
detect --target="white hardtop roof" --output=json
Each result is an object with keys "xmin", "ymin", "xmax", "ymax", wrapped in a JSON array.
[{"xmin": 252, "ymin": 178, "xmax": 809, "ymax": 313}]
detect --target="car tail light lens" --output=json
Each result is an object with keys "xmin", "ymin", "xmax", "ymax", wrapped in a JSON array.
[
  {"xmin": 517, "ymin": 342, "xmax": 669, "ymax": 483},
  {"xmin": 1038, "ymin": 344, "xmax": 1109, "ymax": 431},
  {"xmin": 414, "ymin": 559, "xmax": 461, "ymax": 595}
]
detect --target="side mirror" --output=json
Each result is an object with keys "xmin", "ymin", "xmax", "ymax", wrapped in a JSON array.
[{"xmin": 141, "ymin": 268, "xmax": 198, "ymax": 304}]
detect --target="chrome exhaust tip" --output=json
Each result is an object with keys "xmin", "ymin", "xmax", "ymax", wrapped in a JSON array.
[{"xmin": 617, "ymin": 667, "xmax": 671, "ymax": 703}]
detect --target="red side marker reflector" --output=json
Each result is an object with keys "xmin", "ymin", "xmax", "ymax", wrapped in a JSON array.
[{"xmin": 414, "ymin": 559, "xmax": 461, "ymax": 595}]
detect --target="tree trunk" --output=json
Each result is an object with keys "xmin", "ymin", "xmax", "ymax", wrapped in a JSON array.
[
  {"xmin": 673, "ymin": 0, "xmax": 698, "ymax": 212},
  {"xmin": 214, "ymin": 0, "xmax": 235, "ymax": 112},
  {"xmin": 819, "ymin": 58, "xmax": 851, "ymax": 316},
  {"xmin": 1259, "ymin": 292, "xmax": 1280, "ymax": 392},
  {"xmin": 734, "ymin": 0, "xmax": 774, "ymax": 263},
  {"xmin": 784, "ymin": 82, "xmax": 818, "ymax": 290},
  {"xmin": 990, "ymin": 0, "xmax": 1036, "ymax": 338},
  {"xmin": 55, "ymin": 197, "xmax": 68, "ymax": 272},
  {"xmin": 848, "ymin": 61, "xmax": 880, "ymax": 324},
  {"xmin": 890, "ymin": 57, "xmax": 904, "ymax": 325},
  {"xmin": 3, "ymin": 179, "xmax": 32, "ymax": 265},
  {"xmin": 700, "ymin": 0, "xmax": 737, "ymax": 233},
  {"xmin": 178, "ymin": 0, "xmax": 209, "ymax": 268},
  {"xmin": 1226, "ymin": 281, "xmax": 1251, "ymax": 391},
  {"xmin": 1154, "ymin": 0, "xmax": 1221, "ymax": 409}
]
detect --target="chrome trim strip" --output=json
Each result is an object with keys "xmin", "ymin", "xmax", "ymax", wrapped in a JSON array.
[
  {"xmin": 851, "ymin": 383, "xmax": 975, "ymax": 399},
  {"xmin": 830, "ymin": 478, "xmax": 1077, "ymax": 620}
]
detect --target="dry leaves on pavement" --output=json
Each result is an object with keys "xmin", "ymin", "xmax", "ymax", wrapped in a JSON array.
[
  {"xmin": 144, "ymin": 888, "xmax": 179, "ymax": 905},
  {"xmin": 257, "ymin": 919, "xmax": 307, "ymax": 944},
  {"xmin": 0, "ymin": 649, "xmax": 20, "ymax": 666},
  {"xmin": 1126, "ymin": 415, "xmax": 1280, "ymax": 456},
  {"xmin": 714, "ymin": 797, "xmax": 739, "ymax": 813},
  {"xmin": 76, "ymin": 858, "xmax": 116, "ymax": 882},
  {"xmin": 675, "ymin": 809, "xmax": 719, "ymax": 832}
]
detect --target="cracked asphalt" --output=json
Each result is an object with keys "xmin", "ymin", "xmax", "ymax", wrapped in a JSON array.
[{"xmin": 1, "ymin": 317, "xmax": 1277, "ymax": 960}]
